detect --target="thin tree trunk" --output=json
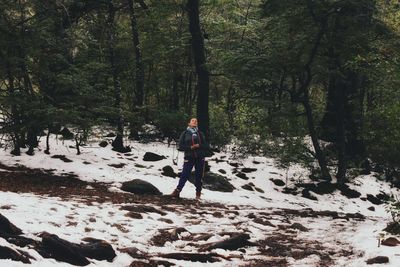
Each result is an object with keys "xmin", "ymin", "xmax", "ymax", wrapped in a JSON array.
[
  {"xmin": 335, "ymin": 76, "xmax": 347, "ymax": 183},
  {"xmin": 127, "ymin": 0, "xmax": 144, "ymax": 107},
  {"xmin": 302, "ymin": 91, "xmax": 331, "ymax": 181},
  {"xmin": 187, "ymin": 0, "xmax": 209, "ymax": 140},
  {"xmin": 45, "ymin": 127, "xmax": 51, "ymax": 154},
  {"xmin": 107, "ymin": 0, "xmax": 125, "ymax": 152}
]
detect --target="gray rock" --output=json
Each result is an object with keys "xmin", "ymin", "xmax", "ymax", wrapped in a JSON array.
[
  {"xmin": 188, "ymin": 172, "xmax": 235, "ymax": 192},
  {"xmin": 143, "ymin": 152, "xmax": 166, "ymax": 162},
  {"xmin": 121, "ymin": 179, "xmax": 162, "ymax": 195}
]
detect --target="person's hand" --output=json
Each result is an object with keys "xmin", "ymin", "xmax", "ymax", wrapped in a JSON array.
[{"xmin": 191, "ymin": 144, "xmax": 200, "ymax": 149}]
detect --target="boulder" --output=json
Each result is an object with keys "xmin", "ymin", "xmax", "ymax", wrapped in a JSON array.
[
  {"xmin": 367, "ymin": 194, "xmax": 382, "ymax": 205},
  {"xmin": 79, "ymin": 238, "xmax": 116, "ymax": 262},
  {"xmin": 160, "ymin": 252, "xmax": 221, "ymax": 263},
  {"xmin": 40, "ymin": 233, "xmax": 116, "ymax": 265},
  {"xmin": 51, "ymin": 155, "xmax": 73, "ymax": 163},
  {"xmin": 366, "ymin": 256, "xmax": 389, "ymax": 264},
  {"xmin": 41, "ymin": 233, "xmax": 90, "ymax": 266},
  {"xmin": 241, "ymin": 184, "xmax": 254, "ymax": 191},
  {"xmin": 270, "ymin": 178, "xmax": 285, "ymax": 187},
  {"xmin": 290, "ymin": 223, "xmax": 309, "ymax": 232},
  {"xmin": 60, "ymin": 128, "xmax": 74, "ymax": 139},
  {"xmin": 188, "ymin": 172, "xmax": 235, "ymax": 192},
  {"xmin": 0, "ymin": 213, "xmax": 23, "ymax": 236},
  {"xmin": 0, "ymin": 246, "xmax": 31, "ymax": 263},
  {"xmin": 143, "ymin": 152, "xmax": 166, "ymax": 162},
  {"xmin": 337, "ymin": 184, "xmax": 361, "ymax": 198},
  {"xmin": 99, "ymin": 141, "xmax": 108, "ymax": 148},
  {"xmin": 301, "ymin": 189, "xmax": 318, "ymax": 201},
  {"xmin": 121, "ymin": 179, "xmax": 162, "ymax": 195},
  {"xmin": 236, "ymin": 172, "xmax": 249, "ymax": 180},
  {"xmin": 381, "ymin": 237, "xmax": 400, "ymax": 247},
  {"xmin": 161, "ymin": 166, "xmax": 177, "ymax": 178},
  {"xmin": 312, "ymin": 182, "xmax": 336, "ymax": 195},
  {"xmin": 218, "ymin": 169, "xmax": 226, "ymax": 174},
  {"xmin": 201, "ymin": 233, "xmax": 254, "ymax": 251},
  {"xmin": 241, "ymin": 168, "xmax": 257, "ymax": 173}
]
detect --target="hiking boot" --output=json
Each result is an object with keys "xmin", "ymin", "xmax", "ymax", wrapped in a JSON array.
[
  {"xmin": 170, "ymin": 189, "xmax": 180, "ymax": 198},
  {"xmin": 196, "ymin": 191, "xmax": 201, "ymax": 200}
]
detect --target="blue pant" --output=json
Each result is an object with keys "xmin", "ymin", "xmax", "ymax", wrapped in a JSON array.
[{"xmin": 177, "ymin": 157, "xmax": 204, "ymax": 192}]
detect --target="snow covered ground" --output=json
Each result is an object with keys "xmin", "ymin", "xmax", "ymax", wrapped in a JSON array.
[{"xmin": 0, "ymin": 133, "xmax": 399, "ymax": 266}]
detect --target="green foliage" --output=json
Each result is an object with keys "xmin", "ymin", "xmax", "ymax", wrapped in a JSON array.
[
  {"xmin": 209, "ymin": 104, "xmax": 232, "ymax": 148},
  {"xmin": 365, "ymin": 104, "xmax": 400, "ymax": 167}
]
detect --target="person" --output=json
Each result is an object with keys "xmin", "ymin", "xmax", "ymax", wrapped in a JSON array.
[{"xmin": 170, "ymin": 118, "xmax": 209, "ymax": 200}]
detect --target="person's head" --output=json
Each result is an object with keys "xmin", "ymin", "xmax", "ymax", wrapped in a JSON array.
[{"xmin": 188, "ymin": 118, "xmax": 198, "ymax": 128}]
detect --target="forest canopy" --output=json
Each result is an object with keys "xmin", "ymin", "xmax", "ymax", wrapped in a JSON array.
[{"xmin": 0, "ymin": 0, "xmax": 399, "ymax": 183}]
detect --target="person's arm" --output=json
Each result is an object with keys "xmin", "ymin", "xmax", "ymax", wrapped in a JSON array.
[{"xmin": 178, "ymin": 131, "xmax": 191, "ymax": 151}]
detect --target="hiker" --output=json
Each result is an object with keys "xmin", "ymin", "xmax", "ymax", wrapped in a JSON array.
[{"xmin": 170, "ymin": 118, "xmax": 209, "ymax": 200}]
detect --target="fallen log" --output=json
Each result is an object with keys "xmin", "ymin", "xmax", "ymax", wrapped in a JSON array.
[{"xmin": 200, "ymin": 233, "xmax": 255, "ymax": 251}]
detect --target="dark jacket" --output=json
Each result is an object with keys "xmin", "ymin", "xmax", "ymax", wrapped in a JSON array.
[{"xmin": 178, "ymin": 128, "xmax": 209, "ymax": 159}]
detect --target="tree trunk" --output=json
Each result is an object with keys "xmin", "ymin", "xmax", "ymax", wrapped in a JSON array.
[
  {"xmin": 302, "ymin": 91, "xmax": 331, "ymax": 181},
  {"xmin": 127, "ymin": 0, "xmax": 144, "ymax": 107},
  {"xmin": 333, "ymin": 75, "xmax": 347, "ymax": 184},
  {"xmin": 187, "ymin": 0, "xmax": 209, "ymax": 140},
  {"xmin": 45, "ymin": 128, "xmax": 51, "ymax": 154},
  {"xmin": 107, "ymin": 0, "xmax": 125, "ymax": 152}
]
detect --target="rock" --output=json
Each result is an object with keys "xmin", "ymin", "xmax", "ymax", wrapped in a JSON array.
[
  {"xmin": 0, "ymin": 246, "xmax": 31, "ymax": 263},
  {"xmin": 229, "ymin": 162, "xmax": 239, "ymax": 168},
  {"xmin": 254, "ymin": 187, "xmax": 265, "ymax": 193},
  {"xmin": 368, "ymin": 206, "xmax": 375, "ymax": 211},
  {"xmin": 160, "ymin": 252, "xmax": 221, "ymax": 263},
  {"xmin": 376, "ymin": 192, "xmax": 390, "ymax": 202},
  {"xmin": 79, "ymin": 238, "xmax": 116, "ymax": 262},
  {"xmin": 253, "ymin": 218, "xmax": 275, "ymax": 227},
  {"xmin": 381, "ymin": 237, "xmax": 400, "ymax": 247},
  {"xmin": 312, "ymin": 182, "xmax": 336, "ymax": 195},
  {"xmin": 143, "ymin": 152, "xmax": 166, "ymax": 162},
  {"xmin": 290, "ymin": 223, "xmax": 309, "ymax": 232},
  {"xmin": 360, "ymin": 159, "xmax": 372, "ymax": 175},
  {"xmin": 0, "ymin": 213, "xmax": 23, "ymax": 236},
  {"xmin": 60, "ymin": 127, "xmax": 74, "ymax": 139},
  {"xmin": 201, "ymin": 233, "xmax": 254, "ymax": 251},
  {"xmin": 301, "ymin": 189, "xmax": 318, "ymax": 201},
  {"xmin": 236, "ymin": 172, "xmax": 249, "ymax": 180},
  {"xmin": 126, "ymin": 212, "xmax": 143, "ymax": 219},
  {"xmin": 41, "ymin": 233, "xmax": 90, "ymax": 266},
  {"xmin": 241, "ymin": 184, "xmax": 254, "ymax": 191},
  {"xmin": 151, "ymin": 228, "xmax": 188, "ymax": 246},
  {"xmin": 338, "ymin": 184, "xmax": 361, "ymax": 198},
  {"xmin": 121, "ymin": 205, "xmax": 167, "ymax": 216},
  {"xmin": 108, "ymin": 163, "xmax": 126, "ymax": 168},
  {"xmin": 241, "ymin": 168, "xmax": 257, "ymax": 173},
  {"xmin": 366, "ymin": 256, "xmax": 389, "ymax": 264},
  {"xmin": 218, "ymin": 169, "xmax": 226, "ymax": 174},
  {"xmin": 367, "ymin": 194, "xmax": 382, "ymax": 205},
  {"xmin": 121, "ymin": 179, "xmax": 162, "ymax": 195},
  {"xmin": 270, "ymin": 179, "xmax": 285, "ymax": 187},
  {"xmin": 158, "ymin": 218, "xmax": 173, "ymax": 224},
  {"xmin": 99, "ymin": 141, "xmax": 108, "ymax": 148},
  {"xmin": 162, "ymin": 166, "xmax": 177, "ymax": 178},
  {"xmin": 51, "ymin": 155, "xmax": 73, "ymax": 163},
  {"xmin": 130, "ymin": 260, "xmax": 174, "ymax": 267},
  {"xmin": 188, "ymin": 172, "xmax": 235, "ymax": 192}
]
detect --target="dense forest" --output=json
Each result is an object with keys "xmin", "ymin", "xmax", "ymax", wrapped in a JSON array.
[{"xmin": 0, "ymin": 0, "xmax": 399, "ymax": 183}]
